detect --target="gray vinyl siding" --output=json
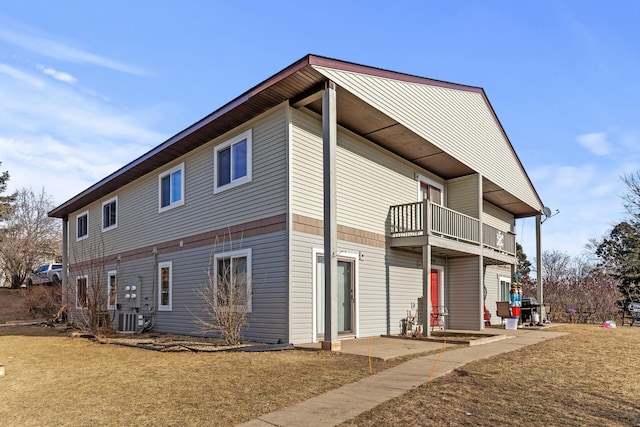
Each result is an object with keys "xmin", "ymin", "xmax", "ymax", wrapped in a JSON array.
[
  {"xmin": 483, "ymin": 201, "xmax": 515, "ymax": 232},
  {"xmin": 447, "ymin": 257, "xmax": 482, "ymax": 330},
  {"xmin": 355, "ymin": 244, "xmax": 388, "ymax": 338},
  {"xmin": 68, "ymin": 106, "xmax": 288, "ymax": 263},
  {"xmin": 112, "ymin": 230, "xmax": 288, "ymax": 343},
  {"xmin": 289, "ymin": 231, "xmax": 318, "ymax": 343},
  {"xmin": 289, "ymin": 230, "xmax": 391, "ymax": 344},
  {"xmin": 311, "ymin": 65, "xmax": 542, "ymax": 212},
  {"xmin": 291, "ymin": 108, "xmax": 421, "ymax": 234},
  {"xmin": 290, "ymin": 110, "xmax": 324, "ymax": 221},
  {"xmin": 387, "ymin": 252, "xmax": 423, "ymax": 335},
  {"xmin": 446, "ymin": 174, "xmax": 480, "ymax": 218},
  {"xmin": 65, "ymin": 106, "xmax": 289, "ymax": 342},
  {"xmin": 289, "ymin": 108, "xmax": 444, "ymax": 343},
  {"xmin": 484, "ymin": 264, "xmax": 511, "ymax": 325}
]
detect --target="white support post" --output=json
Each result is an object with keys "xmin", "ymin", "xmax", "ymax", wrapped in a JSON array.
[
  {"xmin": 423, "ymin": 243, "xmax": 432, "ymax": 338},
  {"xmin": 478, "ymin": 173, "xmax": 484, "ymax": 330},
  {"xmin": 536, "ymin": 214, "xmax": 544, "ymax": 320}
]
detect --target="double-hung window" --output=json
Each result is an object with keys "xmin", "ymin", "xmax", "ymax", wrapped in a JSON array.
[
  {"xmin": 76, "ymin": 211, "xmax": 89, "ymax": 241},
  {"xmin": 76, "ymin": 275, "xmax": 88, "ymax": 308},
  {"xmin": 102, "ymin": 196, "xmax": 118, "ymax": 231},
  {"xmin": 159, "ymin": 163, "xmax": 184, "ymax": 212},
  {"xmin": 214, "ymin": 129, "xmax": 252, "ymax": 193},
  {"xmin": 158, "ymin": 261, "xmax": 172, "ymax": 311},
  {"xmin": 213, "ymin": 248, "xmax": 252, "ymax": 311}
]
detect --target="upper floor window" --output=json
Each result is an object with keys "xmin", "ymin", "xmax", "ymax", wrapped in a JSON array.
[
  {"xmin": 418, "ymin": 176, "xmax": 444, "ymax": 205},
  {"xmin": 76, "ymin": 211, "xmax": 89, "ymax": 241},
  {"xmin": 102, "ymin": 196, "xmax": 118, "ymax": 231},
  {"xmin": 214, "ymin": 129, "xmax": 252, "ymax": 193},
  {"xmin": 159, "ymin": 163, "xmax": 185, "ymax": 212}
]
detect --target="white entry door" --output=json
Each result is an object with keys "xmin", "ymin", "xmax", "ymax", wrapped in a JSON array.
[{"xmin": 316, "ymin": 256, "xmax": 355, "ymax": 337}]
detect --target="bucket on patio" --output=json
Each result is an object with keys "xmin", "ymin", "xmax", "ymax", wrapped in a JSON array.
[{"xmin": 505, "ymin": 318, "xmax": 518, "ymax": 330}]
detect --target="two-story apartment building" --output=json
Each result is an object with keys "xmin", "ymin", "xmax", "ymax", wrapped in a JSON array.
[{"xmin": 49, "ymin": 55, "xmax": 544, "ymax": 346}]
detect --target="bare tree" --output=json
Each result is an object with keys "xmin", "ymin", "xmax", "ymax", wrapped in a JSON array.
[
  {"xmin": 192, "ymin": 238, "xmax": 252, "ymax": 345},
  {"xmin": 0, "ymin": 188, "xmax": 61, "ymax": 288},
  {"xmin": 541, "ymin": 250, "xmax": 620, "ymax": 323}
]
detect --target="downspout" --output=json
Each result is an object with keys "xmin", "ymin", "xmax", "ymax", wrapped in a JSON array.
[
  {"xmin": 148, "ymin": 247, "xmax": 158, "ymax": 331},
  {"xmin": 62, "ymin": 218, "xmax": 69, "ymax": 311}
]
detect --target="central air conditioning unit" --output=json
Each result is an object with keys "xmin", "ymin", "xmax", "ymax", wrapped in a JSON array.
[{"xmin": 118, "ymin": 313, "xmax": 141, "ymax": 333}]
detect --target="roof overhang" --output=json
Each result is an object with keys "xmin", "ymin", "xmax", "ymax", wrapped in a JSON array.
[{"xmin": 50, "ymin": 54, "xmax": 543, "ymax": 219}]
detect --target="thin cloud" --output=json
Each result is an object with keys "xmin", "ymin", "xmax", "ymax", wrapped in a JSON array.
[
  {"xmin": 38, "ymin": 65, "xmax": 78, "ymax": 84},
  {"xmin": 0, "ymin": 63, "xmax": 44, "ymax": 87},
  {"xmin": 0, "ymin": 59, "xmax": 167, "ymax": 204},
  {"xmin": 576, "ymin": 132, "xmax": 611, "ymax": 156},
  {"xmin": 0, "ymin": 69, "xmax": 164, "ymax": 143},
  {"xmin": 0, "ymin": 19, "xmax": 146, "ymax": 76}
]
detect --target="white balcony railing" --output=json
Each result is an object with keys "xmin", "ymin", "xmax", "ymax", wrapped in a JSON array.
[{"xmin": 389, "ymin": 200, "xmax": 515, "ymax": 255}]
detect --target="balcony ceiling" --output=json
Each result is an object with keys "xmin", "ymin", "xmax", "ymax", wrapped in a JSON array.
[{"xmin": 303, "ymin": 87, "xmax": 537, "ymax": 217}]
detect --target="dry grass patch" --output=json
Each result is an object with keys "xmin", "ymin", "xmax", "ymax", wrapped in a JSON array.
[
  {"xmin": 342, "ymin": 324, "xmax": 640, "ymax": 427},
  {"xmin": 0, "ymin": 288, "xmax": 33, "ymax": 323},
  {"xmin": 0, "ymin": 325, "xmax": 416, "ymax": 426}
]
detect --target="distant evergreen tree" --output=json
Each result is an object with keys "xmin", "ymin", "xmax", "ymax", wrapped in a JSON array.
[
  {"xmin": 596, "ymin": 221, "xmax": 640, "ymax": 306},
  {"xmin": 596, "ymin": 172, "xmax": 640, "ymax": 312},
  {"xmin": 0, "ymin": 162, "xmax": 16, "ymax": 221},
  {"xmin": 516, "ymin": 242, "xmax": 532, "ymax": 279}
]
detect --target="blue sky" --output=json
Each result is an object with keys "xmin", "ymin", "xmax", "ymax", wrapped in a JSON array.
[{"xmin": 1, "ymin": 1, "xmax": 639, "ymax": 261}]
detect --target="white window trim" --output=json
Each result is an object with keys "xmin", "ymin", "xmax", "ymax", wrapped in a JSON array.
[
  {"xmin": 76, "ymin": 274, "xmax": 88, "ymax": 309},
  {"xmin": 213, "ymin": 248, "xmax": 252, "ymax": 312},
  {"xmin": 417, "ymin": 174, "xmax": 444, "ymax": 205},
  {"xmin": 101, "ymin": 196, "xmax": 118, "ymax": 232},
  {"xmin": 158, "ymin": 163, "xmax": 185, "ymax": 213},
  {"xmin": 499, "ymin": 276, "xmax": 511, "ymax": 301},
  {"xmin": 107, "ymin": 270, "xmax": 117, "ymax": 310},
  {"xmin": 311, "ymin": 248, "xmax": 359, "ymax": 343},
  {"xmin": 213, "ymin": 129, "xmax": 252, "ymax": 194},
  {"xmin": 76, "ymin": 211, "xmax": 89, "ymax": 241},
  {"xmin": 158, "ymin": 261, "xmax": 173, "ymax": 311}
]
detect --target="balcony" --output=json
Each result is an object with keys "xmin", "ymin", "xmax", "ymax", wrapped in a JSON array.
[{"xmin": 389, "ymin": 201, "xmax": 515, "ymax": 258}]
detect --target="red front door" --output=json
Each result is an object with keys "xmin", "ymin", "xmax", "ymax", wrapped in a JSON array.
[{"xmin": 430, "ymin": 270, "xmax": 440, "ymax": 326}]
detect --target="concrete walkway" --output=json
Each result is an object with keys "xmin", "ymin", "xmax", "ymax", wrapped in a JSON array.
[{"xmin": 238, "ymin": 328, "xmax": 567, "ymax": 427}]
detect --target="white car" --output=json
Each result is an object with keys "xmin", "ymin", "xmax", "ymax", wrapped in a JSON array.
[{"xmin": 26, "ymin": 263, "xmax": 63, "ymax": 288}]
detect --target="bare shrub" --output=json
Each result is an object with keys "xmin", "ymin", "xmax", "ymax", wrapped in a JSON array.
[
  {"xmin": 193, "ymin": 238, "xmax": 252, "ymax": 345},
  {"xmin": 534, "ymin": 250, "xmax": 621, "ymax": 323},
  {"xmin": 21, "ymin": 285, "xmax": 62, "ymax": 320}
]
